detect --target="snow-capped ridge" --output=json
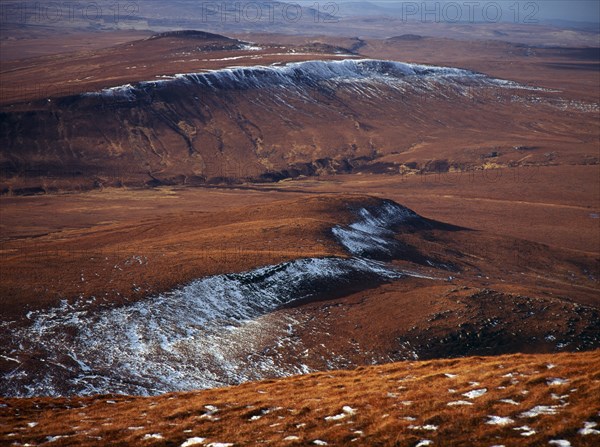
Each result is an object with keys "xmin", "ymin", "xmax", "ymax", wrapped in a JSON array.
[
  {"xmin": 0, "ymin": 199, "xmax": 437, "ymax": 397},
  {"xmin": 83, "ymin": 59, "xmax": 543, "ymax": 100}
]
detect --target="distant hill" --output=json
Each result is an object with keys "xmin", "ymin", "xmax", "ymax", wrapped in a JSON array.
[
  {"xmin": 2, "ymin": 57, "xmax": 592, "ymax": 194},
  {"xmin": 147, "ymin": 30, "xmax": 235, "ymax": 41},
  {"xmin": 387, "ymin": 34, "xmax": 426, "ymax": 41}
]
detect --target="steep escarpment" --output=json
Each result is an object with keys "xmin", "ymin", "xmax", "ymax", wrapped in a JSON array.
[{"xmin": 1, "ymin": 58, "xmax": 593, "ymax": 194}]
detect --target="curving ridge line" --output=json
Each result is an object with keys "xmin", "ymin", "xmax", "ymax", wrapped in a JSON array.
[
  {"xmin": 0, "ymin": 200, "xmax": 436, "ymax": 397},
  {"xmin": 83, "ymin": 58, "xmax": 544, "ymax": 99}
]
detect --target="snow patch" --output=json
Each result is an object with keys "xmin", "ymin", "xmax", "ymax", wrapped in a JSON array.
[
  {"xmin": 462, "ymin": 388, "xmax": 487, "ymax": 399},
  {"xmin": 409, "ymin": 425, "xmax": 438, "ymax": 431},
  {"xmin": 579, "ymin": 421, "xmax": 600, "ymax": 435},
  {"xmin": 415, "ymin": 441, "xmax": 433, "ymax": 447},
  {"xmin": 520, "ymin": 405, "xmax": 560, "ymax": 418},
  {"xmin": 325, "ymin": 406, "xmax": 356, "ymax": 420},
  {"xmin": 486, "ymin": 416, "xmax": 514, "ymax": 426},
  {"xmin": 239, "ymin": 43, "xmax": 263, "ymax": 51},
  {"xmin": 514, "ymin": 426, "xmax": 536, "ymax": 436},
  {"xmin": 343, "ymin": 406, "xmax": 357, "ymax": 415},
  {"xmin": 498, "ymin": 399, "xmax": 520, "ymax": 406},
  {"xmin": 325, "ymin": 413, "xmax": 346, "ymax": 421},
  {"xmin": 181, "ymin": 440, "xmax": 206, "ymax": 447}
]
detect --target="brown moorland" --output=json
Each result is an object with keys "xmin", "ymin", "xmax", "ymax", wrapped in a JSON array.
[
  {"xmin": 1, "ymin": 350, "xmax": 599, "ymax": 446},
  {"xmin": 0, "ymin": 31, "xmax": 354, "ymax": 106},
  {"xmin": 1, "ymin": 32, "xmax": 597, "ymax": 194},
  {"xmin": 1, "ymin": 18, "xmax": 598, "ymax": 445},
  {"xmin": 1, "ymin": 193, "xmax": 597, "ymax": 320},
  {"xmin": 0, "ymin": 193, "xmax": 357, "ymax": 319},
  {"xmin": 1, "ymin": 194, "xmax": 597, "ymax": 397}
]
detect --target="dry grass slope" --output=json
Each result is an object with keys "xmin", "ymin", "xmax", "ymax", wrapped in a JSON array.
[
  {"xmin": 0, "ymin": 194, "xmax": 367, "ymax": 319},
  {"xmin": 1, "ymin": 350, "xmax": 599, "ymax": 446}
]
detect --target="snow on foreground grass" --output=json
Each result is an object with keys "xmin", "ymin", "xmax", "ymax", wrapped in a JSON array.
[
  {"xmin": 0, "ymin": 200, "xmax": 433, "ymax": 397},
  {"xmin": 1, "ymin": 350, "xmax": 598, "ymax": 447}
]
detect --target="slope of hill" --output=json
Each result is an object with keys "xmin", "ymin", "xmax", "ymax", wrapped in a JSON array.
[
  {"xmin": 0, "ymin": 30, "xmax": 350, "ymax": 106},
  {"xmin": 1, "ymin": 55, "xmax": 597, "ymax": 194},
  {"xmin": 1, "ymin": 350, "xmax": 599, "ymax": 446},
  {"xmin": 1, "ymin": 195, "xmax": 597, "ymax": 397}
]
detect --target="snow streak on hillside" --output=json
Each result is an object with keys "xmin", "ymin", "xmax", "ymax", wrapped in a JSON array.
[
  {"xmin": 1, "ymin": 201, "xmax": 425, "ymax": 397},
  {"xmin": 333, "ymin": 200, "xmax": 417, "ymax": 257},
  {"xmin": 86, "ymin": 58, "xmax": 546, "ymax": 100}
]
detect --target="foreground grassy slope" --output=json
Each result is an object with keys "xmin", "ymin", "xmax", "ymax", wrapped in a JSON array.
[{"xmin": 1, "ymin": 350, "xmax": 599, "ymax": 446}]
